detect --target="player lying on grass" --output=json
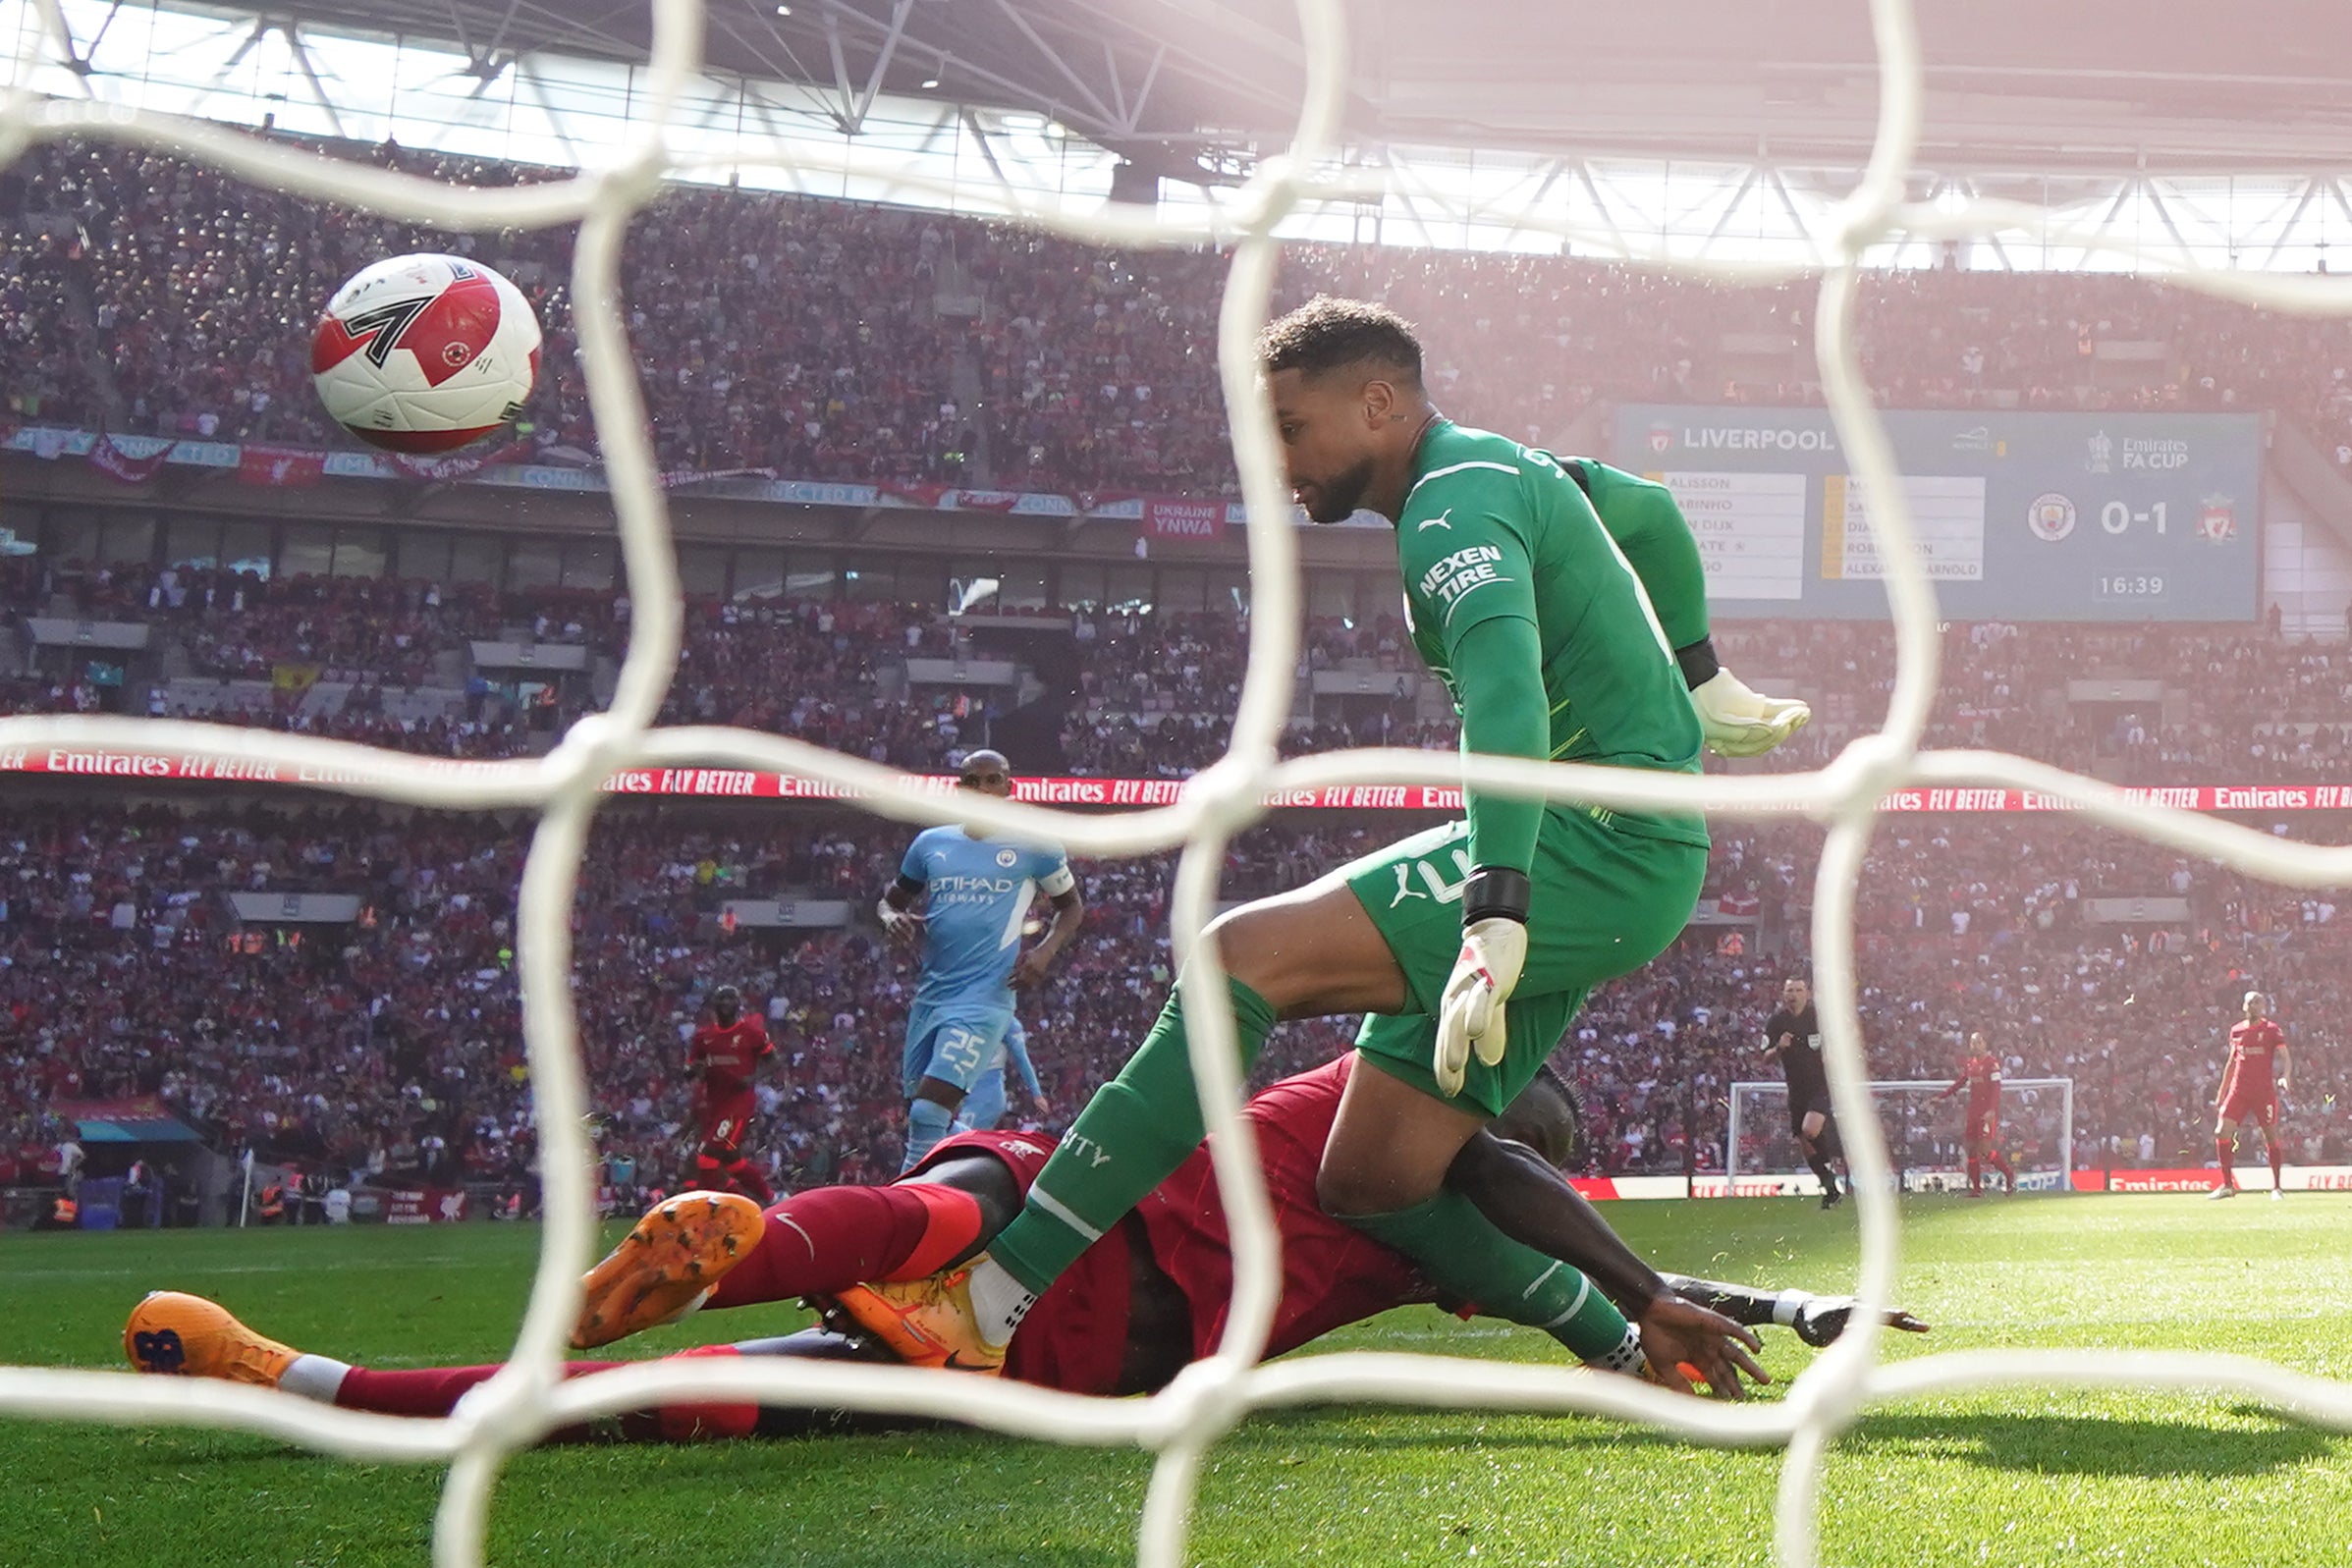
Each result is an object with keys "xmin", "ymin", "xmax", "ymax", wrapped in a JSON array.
[
  {"xmin": 126, "ymin": 1055, "xmax": 1926, "ymax": 1436},
  {"xmin": 850, "ymin": 297, "xmax": 1813, "ymax": 1372}
]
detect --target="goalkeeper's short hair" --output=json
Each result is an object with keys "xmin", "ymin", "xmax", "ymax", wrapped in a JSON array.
[{"xmin": 1257, "ymin": 296, "xmax": 1423, "ymax": 386}]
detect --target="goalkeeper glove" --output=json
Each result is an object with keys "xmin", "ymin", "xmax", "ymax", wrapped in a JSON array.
[
  {"xmin": 1434, "ymin": 868, "xmax": 1530, "ymax": 1098},
  {"xmin": 1690, "ymin": 669, "xmax": 1811, "ymax": 758},
  {"xmin": 1791, "ymin": 1294, "xmax": 1934, "ymax": 1348}
]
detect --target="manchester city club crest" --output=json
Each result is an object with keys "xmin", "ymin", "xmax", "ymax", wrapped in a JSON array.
[
  {"xmin": 2027, "ymin": 492, "xmax": 2077, "ymax": 542},
  {"xmin": 2199, "ymin": 495, "xmax": 2237, "ymax": 544}
]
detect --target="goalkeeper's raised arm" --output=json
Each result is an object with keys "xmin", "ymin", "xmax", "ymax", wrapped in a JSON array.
[{"xmin": 1563, "ymin": 458, "xmax": 1810, "ymax": 759}]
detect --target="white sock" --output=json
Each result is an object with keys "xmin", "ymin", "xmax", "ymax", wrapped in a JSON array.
[
  {"xmin": 277, "ymin": 1353, "xmax": 352, "ymax": 1403},
  {"xmin": 1591, "ymin": 1324, "xmax": 1645, "ymax": 1376},
  {"xmin": 966, "ymin": 1256, "xmax": 1036, "ymax": 1348}
]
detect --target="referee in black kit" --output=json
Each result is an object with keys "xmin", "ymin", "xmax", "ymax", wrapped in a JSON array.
[{"xmin": 1762, "ymin": 975, "xmax": 1846, "ymax": 1209}]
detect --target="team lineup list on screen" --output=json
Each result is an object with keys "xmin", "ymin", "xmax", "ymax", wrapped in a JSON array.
[{"xmin": 1611, "ymin": 405, "xmax": 2264, "ymax": 622}]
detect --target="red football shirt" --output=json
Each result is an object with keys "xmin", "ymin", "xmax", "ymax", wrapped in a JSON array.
[
  {"xmin": 688, "ymin": 1016, "xmax": 774, "ymax": 1098},
  {"xmin": 916, "ymin": 1057, "xmax": 1429, "ymax": 1392},
  {"xmin": 1135, "ymin": 1054, "xmax": 1429, "ymax": 1365},
  {"xmin": 1958, "ymin": 1053, "xmax": 2002, "ymax": 1116},
  {"xmin": 2222, "ymin": 1017, "xmax": 2285, "ymax": 1099}
]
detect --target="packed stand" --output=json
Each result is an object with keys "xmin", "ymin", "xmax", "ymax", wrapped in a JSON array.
[
  {"xmin": 8, "ymin": 534, "xmax": 2352, "ymax": 780},
  {"xmin": 0, "ymin": 139, "xmax": 962, "ymax": 480},
  {"xmin": 6, "ymin": 791, "xmax": 2352, "ymax": 1214},
  {"xmin": 15, "ymin": 138, "xmax": 2352, "ymax": 493},
  {"xmin": 1714, "ymin": 618, "xmax": 2352, "ymax": 784},
  {"xmin": 1570, "ymin": 816, "xmax": 2352, "ymax": 1179}
]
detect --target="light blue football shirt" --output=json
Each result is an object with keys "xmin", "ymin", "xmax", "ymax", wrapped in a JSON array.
[{"xmin": 899, "ymin": 826, "xmax": 1074, "ymax": 1011}]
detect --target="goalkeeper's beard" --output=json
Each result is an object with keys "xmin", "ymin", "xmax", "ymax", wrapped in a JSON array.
[{"xmin": 1296, "ymin": 457, "xmax": 1374, "ymax": 524}]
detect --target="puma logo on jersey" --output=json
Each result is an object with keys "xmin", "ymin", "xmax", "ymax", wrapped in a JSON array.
[
  {"xmin": 1388, "ymin": 846, "xmax": 1475, "ymax": 907},
  {"xmin": 1417, "ymin": 510, "xmax": 1454, "ymax": 531}
]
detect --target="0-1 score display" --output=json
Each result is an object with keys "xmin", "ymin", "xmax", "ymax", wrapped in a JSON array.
[{"xmin": 1614, "ymin": 406, "xmax": 2264, "ymax": 622}]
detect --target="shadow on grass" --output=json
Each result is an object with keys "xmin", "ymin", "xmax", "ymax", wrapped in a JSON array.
[
  {"xmin": 1230, "ymin": 1401, "xmax": 2340, "ymax": 1480},
  {"xmin": 1840, "ymin": 1407, "xmax": 2339, "ymax": 1479}
]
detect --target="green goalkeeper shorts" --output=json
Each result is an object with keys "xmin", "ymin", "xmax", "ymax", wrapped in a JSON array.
[{"xmin": 1343, "ymin": 811, "xmax": 1707, "ymax": 1118}]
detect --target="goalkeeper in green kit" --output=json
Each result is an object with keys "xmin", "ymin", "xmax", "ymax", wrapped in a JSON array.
[{"xmin": 839, "ymin": 296, "xmax": 1810, "ymax": 1381}]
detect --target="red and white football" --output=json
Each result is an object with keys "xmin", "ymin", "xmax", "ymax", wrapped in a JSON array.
[{"xmin": 310, "ymin": 253, "xmax": 540, "ymax": 454}]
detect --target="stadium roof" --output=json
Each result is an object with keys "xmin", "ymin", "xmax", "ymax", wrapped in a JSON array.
[{"xmin": 185, "ymin": 0, "xmax": 2352, "ymax": 177}]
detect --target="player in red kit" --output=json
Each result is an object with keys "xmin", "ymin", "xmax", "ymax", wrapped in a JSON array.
[
  {"xmin": 126, "ymin": 1054, "xmax": 1932, "ymax": 1432},
  {"xmin": 586, "ymin": 1057, "xmax": 1705, "ymax": 1384},
  {"xmin": 2212, "ymin": 991, "xmax": 2292, "ymax": 1201},
  {"xmin": 1933, "ymin": 1031, "xmax": 2014, "ymax": 1197},
  {"xmin": 688, "ymin": 985, "xmax": 776, "ymax": 1205}
]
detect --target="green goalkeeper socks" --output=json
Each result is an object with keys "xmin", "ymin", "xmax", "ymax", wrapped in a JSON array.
[
  {"xmin": 981, "ymin": 976, "xmax": 1631, "ymax": 1370},
  {"xmin": 1345, "ymin": 1192, "xmax": 1631, "ymax": 1362},
  {"xmin": 991, "ymin": 976, "xmax": 1279, "ymax": 1296}
]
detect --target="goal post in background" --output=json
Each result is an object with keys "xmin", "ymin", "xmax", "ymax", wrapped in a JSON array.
[{"xmin": 1726, "ymin": 1079, "xmax": 2075, "ymax": 1196}]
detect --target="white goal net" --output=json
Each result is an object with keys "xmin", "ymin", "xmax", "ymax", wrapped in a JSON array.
[
  {"xmin": 1727, "ymin": 1079, "xmax": 2075, "ymax": 1196},
  {"xmin": 9, "ymin": 2, "xmax": 2352, "ymax": 1568}
]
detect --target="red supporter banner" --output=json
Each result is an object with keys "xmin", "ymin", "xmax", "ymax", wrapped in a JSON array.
[
  {"xmin": 952, "ymin": 488, "xmax": 1026, "ymax": 513},
  {"xmin": 384, "ymin": 1187, "xmax": 469, "ymax": 1223},
  {"xmin": 1, "ymin": 745, "xmax": 2349, "ymax": 813},
  {"xmin": 238, "ymin": 445, "xmax": 325, "ymax": 487},
  {"xmin": 1145, "ymin": 497, "xmax": 1227, "ymax": 541},
  {"xmin": 655, "ymin": 464, "xmax": 780, "ymax": 490},
  {"xmin": 877, "ymin": 482, "xmax": 1023, "ymax": 512},
  {"xmin": 391, "ymin": 440, "xmax": 528, "ymax": 483},
  {"xmin": 87, "ymin": 434, "xmax": 170, "ymax": 484}
]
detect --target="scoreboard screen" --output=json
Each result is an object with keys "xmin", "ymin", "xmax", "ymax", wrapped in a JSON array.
[{"xmin": 1612, "ymin": 406, "xmax": 2264, "ymax": 622}]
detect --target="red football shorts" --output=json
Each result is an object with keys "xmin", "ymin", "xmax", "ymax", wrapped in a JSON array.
[
  {"xmin": 2218, "ymin": 1088, "xmax": 2277, "ymax": 1128},
  {"xmin": 699, "ymin": 1090, "xmax": 756, "ymax": 1156}
]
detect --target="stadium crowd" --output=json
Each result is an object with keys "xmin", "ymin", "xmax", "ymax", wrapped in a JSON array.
[
  {"xmin": 4, "ymin": 792, "xmax": 2348, "ymax": 1216},
  {"xmin": 8, "ymin": 546, "xmax": 2352, "ymax": 783},
  {"xmin": 14, "ymin": 137, "xmax": 2352, "ymax": 490},
  {"xmin": 12, "ymin": 135, "xmax": 2352, "ymax": 1217}
]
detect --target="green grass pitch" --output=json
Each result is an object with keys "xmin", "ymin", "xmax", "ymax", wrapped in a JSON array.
[{"xmin": 6, "ymin": 1194, "xmax": 2351, "ymax": 1568}]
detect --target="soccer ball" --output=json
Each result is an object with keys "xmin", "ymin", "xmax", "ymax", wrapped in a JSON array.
[{"xmin": 310, "ymin": 253, "xmax": 540, "ymax": 454}]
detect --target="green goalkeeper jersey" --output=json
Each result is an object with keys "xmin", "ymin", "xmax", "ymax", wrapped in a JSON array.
[
  {"xmin": 1568, "ymin": 459, "xmax": 1711, "ymax": 654},
  {"xmin": 1395, "ymin": 420, "xmax": 1708, "ymax": 863}
]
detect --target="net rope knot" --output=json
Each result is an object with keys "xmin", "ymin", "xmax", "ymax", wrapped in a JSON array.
[
  {"xmin": 1816, "ymin": 730, "xmax": 1918, "ymax": 820},
  {"xmin": 446, "ymin": 1369, "xmax": 559, "ymax": 1454},
  {"xmin": 544, "ymin": 712, "xmax": 638, "ymax": 791},
  {"xmin": 1137, "ymin": 1357, "xmax": 1256, "ymax": 1452},
  {"xmin": 1188, "ymin": 749, "xmax": 1280, "ymax": 838}
]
